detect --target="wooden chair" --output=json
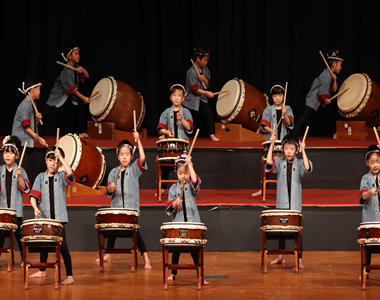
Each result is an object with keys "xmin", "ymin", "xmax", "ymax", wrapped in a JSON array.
[
  {"xmin": 261, "ymin": 229, "xmax": 302, "ymax": 274},
  {"xmin": 0, "ymin": 228, "xmax": 15, "ymax": 272},
  {"xmin": 23, "ymin": 240, "xmax": 61, "ymax": 290},
  {"xmin": 156, "ymin": 157, "xmax": 177, "ymax": 202},
  {"xmin": 162, "ymin": 244, "xmax": 204, "ymax": 290},
  {"xmin": 360, "ymin": 244, "xmax": 380, "ymax": 291},
  {"xmin": 96, "ymin": 226, "xmax": 138, "ymax": 273}
]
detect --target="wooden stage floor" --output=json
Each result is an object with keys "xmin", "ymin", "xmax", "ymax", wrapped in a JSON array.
[{"xmin": 1, "ymin": 251, "xmax": 379, "ymax": 299}]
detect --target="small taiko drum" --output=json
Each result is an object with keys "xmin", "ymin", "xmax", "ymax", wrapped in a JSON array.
[
  {"xmin": 357, "ymin": 222, "xmax": 380, "ymax": 245},
  {"xmin": 21, "ymin": 219, "xmax": 63, "ymax": 242},
  {"xmin": 262, "ymin": 140, "xmax": 283, "ymax": 157},
  {"xmin": 260, "ymin": 210, "xmax": 302, "ymax": 232},
  {"xmin": 156, "ymin": 139, "xmax": 189, "ymax": 161},
  {"xmin": 0, "ymin": 208, "xmax": 18, "ymax": 230},
  {"xmin": 160, "ymin": 222, "xmax": 207, "ymax": 246},
  {"xmin": 89, "ymin": 76, "xmax": 146, "ymax": 132},
  {"xmin": 58, "ymin": 133, "xmax": 106, "ymax": 189},
  {"xmin": 337, "ymin": 73, "xmax": 380, "ymax": 128},
  {"xmin": 94, "ymin": 208, "xmax": 140, "ymax": 230},
  {"xmin": 216, "ymin": 78, "xmax": 269, "ymax": 131}
]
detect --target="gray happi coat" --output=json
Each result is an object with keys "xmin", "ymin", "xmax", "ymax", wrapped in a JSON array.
[
  {"xmin": 157, "ymin": 106, "xmax": 193, "ymax": 140},
  {"xmin": 359, "ymin": 171, "xmax": 380, "ymax": 222},
  {"xmin": 260, "ymin": 104, "xmax": 295, "ymax": 141}
]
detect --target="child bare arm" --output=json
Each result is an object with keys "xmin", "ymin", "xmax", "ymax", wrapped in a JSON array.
[
  {"xmin": 134, "ymin": 131, "xmax": 145, "ymax": 164},
  {"xmin": 300, "ymin": 141, "xmax": 310, "ymax": 171},
  {"xmin": 55, "ymin": 148, "xmax": 72, "ymax": 178},
  {"xmin": 266, "ymin": 134, "xmax": 276, "ymax": 165},
  {"xmin": 30, "ymin": 197, "xmax": 41, "ymax": 218}
]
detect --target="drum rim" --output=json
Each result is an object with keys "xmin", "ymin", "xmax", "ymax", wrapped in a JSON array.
[
  {"xmin": 261, "ymin": 209, "xmax": 302, "ymax": 214},
  {"xmin": 219, "ymin": 78, "xmax": 244, "ymax": 123},
  {"xmin": 161, "ymin": 222, "xmax": 205, "ymax": 226},
  {"xmin": 58, "ymin": 133, "xmax": 82, "ymax": 172},
  {"xmin": 262, "ymin": 140, "xmax": 282, "ymax": 146},
  {"xmin": 97, "ymin": 208, "xmax": 138, "ymax": 212},
  {"xmin": 156, "ymin": 138, "xmax": 189, "ymax": 144},
  {"xmin": 91, "ymin": 76, "xmax": 117, "ymax": 121},
  {"xmin": 0, "ymin": 209, "xmax": 17, "ymax": 215},
  {"xmin": 92, "ymin": 146, "xmax": 106, "ymax": 189}
]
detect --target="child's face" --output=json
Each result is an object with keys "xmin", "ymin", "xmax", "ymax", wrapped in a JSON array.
[
  {"xmin": 30, "ymin": 86, "xmax": 41, "ymax": 100},
  {"xmin": 196, "ymin": 55, "xmax": 209, "ymax": 68},
  {"xmin": 45, "ymin": 157, "xmax": 61, "ymax": 175},
  {"xmin": 272, "ymin": 94, "xmax": 284, "ymax": 107},
  {"xmin": 176, "ymin": 165, "xmax": 189, "ymax": 183},
  {"xmin": 170, "ymin": 89, "xmax": 185, "ymax": 108},
  {"xmin": 118, "ymin": 146, "xmax": 133, "ymax": 168},
  {"xmin": 68, "ymin": 49, "xmax": 80, "ymax": 64},
  {"xmin": 283, "ymin": 143, "xmax": 298, "ymax": 162},
  {"xmin": 331, "ymin": 61, "xmax": 342, "ymax": 74},
  {"xmin": 366, "ymin": 153, "xmax": 380, "ymax": 175},
  {"xmin": 3, "ymin": 148, "xmax": 19, "ymax": 166}
]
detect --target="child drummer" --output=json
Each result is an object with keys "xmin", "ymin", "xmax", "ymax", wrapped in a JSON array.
[
  {"xmin": 96, "ymin": 133, "xmax": 152, "ymax": 269},
  {"xmin": 265, "ymin": 133, "xmax": 313, "ymax": 268},
  {"xmin": 156, "ymin": 84, "xmax": 193, "ymax": 196},
  {"xmin": 165, "ymin": 154, "xmax": 208, "ymax": 284},
  {"xmin": 358, "ymin": 144, "xmax": 380, "ymax": 280},
  {"xmin": 29, "ymin": 147, "xmax": 75, "ymax": 285}
]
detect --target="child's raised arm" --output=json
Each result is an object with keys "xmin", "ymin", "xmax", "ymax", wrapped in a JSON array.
[
  {"xmin": 55, "ymin": 148, "xmax": 72, "ymax": 178},
  {"xmin": 30, "ymin": 197, "xmax": 41, "ymax": 218},
  {"xmin": 266, "ymin": 134, "xmax": 276, "ymax": 165},
  {"xmin": 134, "ymin": 131, "xmax": 145, "ymax": 164},
  {"xmin": 185, "ymin": 155, "xmax": 197, "ymax": 185},
  {"xmin": 300, "ymin": 141, "xmax": 310, "ymax": 171}
]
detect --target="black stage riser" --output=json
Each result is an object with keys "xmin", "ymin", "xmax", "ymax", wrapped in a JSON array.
[{"xmin": 0, "ymin": 148, "xmax": 368, "ymax": 190}]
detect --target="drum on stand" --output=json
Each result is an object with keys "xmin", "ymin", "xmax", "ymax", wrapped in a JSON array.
[
  {"xmin": 262, "ymin": 140, "xmax": 283, "ymax": 157},
  {"xmin": 21, "ymin": 219, "xmax": 63, "ymax": 243},
  {"xmin": 89, "ymin": 76, "xmax": 146, "ymax": 132},
  {"xmin": 216, "ymin": 78, "xmax": 269, "ymax": 131},
  {"xmin": 160, "ymin": 222, "xmax": 207, "ymax": 246},
  {"xmin": 337, "ymin": 73, "xmax": 380, "ymax": 128},
  {"xmin": 94, "ymin": 208, "xmax": 140, "ymax": 230},
  {"xmin": 58, "ymin": 133, "xmax": 106, "ymax": 189},
  {"xmin": 260, "ymin": 209, "xmax": 303, "ymax": 233},
  {"xmin": 358, "ymin": 222, "xmax": 380, "ymax": 245},
  {"xmin": 0, "ymin": 208, "xmax": 18, "ymax": 230},
  {"xmin": 156, "ymin": 139, "xmax": 189, "ymax": 161}
]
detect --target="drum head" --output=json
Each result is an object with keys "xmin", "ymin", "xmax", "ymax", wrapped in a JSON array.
[
  {"xmin": 89, "ymin": 78, "xmax": 113, "ymax": 117},
  {"xmin": 337, "ymin": 73, "xmax": 368, "ymax": 113},
  {"xmin": 156, "ymin": 138, "xmax": 189, "ymax": 145},
  {"xmin": 262, "ymin": 140, "xmax": 282, "ymax": 146},
  {"xmin": 216, "ymin": 79, "xmax": 241, "ymax": 118},
  {"xmin": 261, "ymin": 209, "xmax": 301, "ymax": 214},
  {"xmin": 22, "ymin": 218, "xmax": 62, "ymax": 226},
  {"xmin": 0, "ymin": 208, "xmax": 17, "ymax": 214},
  {"xmin": 97, "ymin": 208, "xmax": 137, "ymax": 213},
  {"xmin": 58, "ymin": 134, "xmax": 82, "ymax": 171}
]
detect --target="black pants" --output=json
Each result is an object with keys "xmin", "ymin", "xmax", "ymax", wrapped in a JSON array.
[
  {"xmin": 0, "ymin": 217, "xmax": 23, "ymax": 260},
  {"xmin": 171, "ymin": 251, "xmax": 199, "ymax": 275},
  {"xmin": 188, "ymin": 101, "xmax": 215, "ymax": 136},
  {"xmin": 23, "ymin": 148, "xmax": 40, "ymax": 186},
  {"xmin": 278, "ymin": 234, "xmax": 303, "ymax": 259},
  {"xmin": 106, "ymin": 229, "xmax": 147, "ymax": 256},
  {"xmin": 40, "ymin": 226, "xmax": 73, "ymax": 276}
]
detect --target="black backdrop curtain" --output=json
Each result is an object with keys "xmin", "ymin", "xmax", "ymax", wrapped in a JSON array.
[{"xmin": 1, "ymin": 0, "xmax": 379, "ymax": 137}]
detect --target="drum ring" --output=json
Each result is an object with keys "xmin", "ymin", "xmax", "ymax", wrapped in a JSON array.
[
  {"xmin": 20, "ymin": 229, "xmax": 23, "ymax": 236},
  {"xmin": 11, "ymin": 216, "xmax": 16, "ymax": 224},
  {"xmin": 365, "ymin": 229, "xmax": 371, "ymax": 238},
  {"xmin": 97, "ymin": 216, "xmax": 101, "ymax": 224},
  {"xmin": 80, "ymin": 174, "xmax": 89, "ymax": 184},
  {"xmin": 162, "ymin": 230, "xmax": 167, "ymax": 238},
  {"xmin": 53, "ymin": 226, "xmax": 59, "ymax": 235},
  {"xmin": 299, "ymin": 218, "xmax": 302, "ymax": 226},
  {"xmin": 134, "ymin": 216, "xmax": 138, "ymax": 224},
  {"xmin": 201, "ymin": 231, "xmax": 207, "ymax": 239},
  {"xmin": 263, "ymin": 217, "xmax": 268, "ymax": 226}
]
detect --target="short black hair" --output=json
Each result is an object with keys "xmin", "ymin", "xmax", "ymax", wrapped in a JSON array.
[
  {"xmin": 194, "ymin": 44, "xmax": 211, "ymax": 60},
  {"xmin": 24, "ymin": 76, "xmax": 41, "ymax": 91},
  {"xmin": 63, "ymin": 42, "xmax": 79, "ymax": 59},
  {"xmin": 116, "ymin": 140, "xmax": 134, "ymax": 155},
  {"xmin": 282, "ymin": 133, "xmax": 299, "ymax": 149},
  {"xmin": 365, "ymin": 145, "xmax": 380, "ymax": 161},
  {"xmin": 170, "ymin": 85, "xmax": 185, "ymax": 96},
  {"xmin": 46, "ymin": 147, "xmax": 65, "ymax": 159},
  {"xmin": 2, "ymin": 136, "xmax": 21, "ymax": 155},
  {"xmin": 270, "ymin": 84, "xmax": 285, "ymax": 96}
]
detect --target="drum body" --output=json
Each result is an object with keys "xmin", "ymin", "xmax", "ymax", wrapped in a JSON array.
[
  {"xmin": 260, "ymin": 210, "xmax": 302, "ymax": 232},
  {"xmin": 94, "ymin": 208, "xmax": 140, "ymax": 230},
  {"xmin": 89, "ymin": 77, "xmax": 146, "ymax": 132},
  {"xmin": 156, "ymin": 139, "xmax": 189, "ymax": 161},
  {"xmin": 21, "ymin": 219, "xmax": 63, "ymax": 242},
  {"xmin": 58, "ymin": 133, "xmax": 106, "ymax": 188},
  {"xmin": 216, "ymin": 78, "xmax": 269, "ymax": 131},
  {"xmin": 0, "ymin": 208, "xmax": 18, "ymax": 230},
  {"xmin": 337, "ymin": 73, "xmax": 380, "ymax": 128},
  {"xmin": 358, "ymin": 222, "xmax": 380, "ymax": 245},
  {"xmin": 160, "ymin": 222, "xmax": 207, "ymax": 246}
]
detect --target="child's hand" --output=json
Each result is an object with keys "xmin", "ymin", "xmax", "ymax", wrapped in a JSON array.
[
  {"xmin": 324, "ymin": 98, "xmax": 331, "ymax": 105},
  {"xmin": 109, "ymin": 182, "xmax": 116, "ymax": 193},
  {"xmin": 176, "ymin": 112, "xmax": 183, "ymax": 122},
  {"xmin": 185, "ymin": 155, "xmax": 192, "ymax": 165},
  {"xmin": 377, "ymin": 144, "xmax": 380, "ymax": 149},
  {"xmin": 369, "ymin": 188, "xmax": 378, "ymax": 196},
  {"xmin": 76, "ymin": 66, "xmax": 85, "ymax": 74},
  {"xmin": 54, "ymin": 148, "xmax": 62, "ymax": 160},
  {"xmin": 281, "ymin": 106, "xmax": 287, "ymax": 114},
  {"xmin": 133, "ymin": 131, "xmax": 139, "ymax": 141},
  {"xmin": 34, "ymin": 208, "xmax": 41, "ymax": 219},
  {"xmin": 38, "ymin": 137, "xmax": 48, "ymax": 147},
  {"xmin": 331, "ymin": 74, "xmax": 337, "ymax": 81},
  {"xmin": 270, "ymin": 134, "xmax": 276, "ymax": 144},
  {"xmin": 168, "ymin": 131, "xmax": 174, "ymax": 138},
  {"xmin": 36, "ymin": 113, "xmax": 42, "ymax": 120},
  {"xmin": 16, "ymin": 167, "xmax": 22, "ymax": 177},
  {"xmin": 198, "ymin": 74, "xmax": 206, "ymax": 82},
  {"xmin": 176, "ymin": 198, "xmax": 183, "ymax": 207},
  {"xmin": 205, "ymin": 91, "xmax": 214, "ymax": 98},
  {"xmin": 300, "ymin": 141, "xmax": 306, "ymax": 152},
  {"xmin": 83, "ymin": 97, "xmax": 90, "ymax": 104}
]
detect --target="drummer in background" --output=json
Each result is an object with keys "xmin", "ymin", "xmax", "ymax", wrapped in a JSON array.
[
  {"xmin": 0, "ymin": 136, "xmax": 30, "ymax": 265},
  {"xmin": 156, "ymin": 84, "xmax": 193, "ymax": 197},
  {"xmin": 42, "ymin": 43, "xmax": 89, "ymax": 138},
  {"xmin": 183, "ymin": 45, "xmax": 219, "ymax": 142},
  {"xmin": 97, "ymin": 134, "xmax": 152, "ymax": 269},
  {"xmin": 358, "ymin": 144, "xmax": 380, "ymax": 281},
  {"xmin": 266, "ymin": 133, "xmax": 313, "ymax": 268},
  {"xmin": 12, "ymin": 77, "xmax": 46, "ymax": 184},
  {"xmin": 29, "ymin": 147, "xmax": 75, "ymax": 285},
  {"xmin": 165, "ymin": 154, "xmax": 209, "ymax": 284},
  {"xmin": 293, "ymin": 50, "xmax": 343, "ymax": 139}
]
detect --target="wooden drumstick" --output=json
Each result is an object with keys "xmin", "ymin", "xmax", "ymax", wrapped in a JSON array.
[
  {"xmin": 283, "ymin": 82, "xmax": 288, "ymax": 107},
  {"xmin": 18, "ymin": 142, "xmax": 27, "ymax": 171},
  {"xmin": 89, "ymin": 91, "xmax": 99, "ymax": 102},
  {"xmin": 114, "ymin": 167, "xmax": 121, "ymax": 185},
  {"xmin": 180, "ymin": 181, "xmax": 185, "ymax": 201},
  {"xmin": 184, "ymin": 129, "xmax": 200, "ymax": 167},
  {"xmin": 302, "ymin": 126, "xmax": 310, "ymax": 144},
  {"xmin": 190, "ymin": 59, "xmax": 207, "ymax": 89},
  {"xmin": 328, "ymin": 88, "xmax": 350, "ymax": 101},
  {"xmin": 213, "ymin": 90, "xmax": 229, "ymax": 96},
  {"xmin": 319, "ymin": 51, "xmax": 333, "ymax": 76},
  {"xmin": 35, "ymin": 134, "xmax": 48, "ymax": 147},
  {"xmin": 56, "ymin": 61, "xmax": 78, "ymax": 71},
  {"xmin": 273, "ymin": 115, "xmax": 284, "ymax": 136},
  {"xmin": 375, "ymin": 185, "xmax": 380, "ymax": 194},
  {"xmin": 133, "ymin": 110, "xmax": 137, "ymax": 142},
  {"xmin": 55, "ymin": 128, "xmax": 60, "ymax": 163},
  {"xmin": 373, "ymin": 127, "xmax": 380, "ymax": 144},
  {"xmin": 28, "ymin": 92, "xmax": 43, "ymax": 125}
]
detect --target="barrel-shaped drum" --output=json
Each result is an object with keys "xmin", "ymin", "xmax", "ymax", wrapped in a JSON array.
[
  {"xmin": 160, "ymin": 222, "xmax": 207, "ymax": 246},
  {"xmin": 260, "ymin": 210, "xmax": 302, "ymax": 232},
  {"xmin": 156, "ymin": 138, "xmax": 189, "ymax": 161},
  {"xmin": 357, "ymin": 222, "xmax": 380, "ymax": 245},
  {"xmin": 21, "ymin": 219, "xmax": 63, "ymax": 242},
  {"xmin": 89, "ymin": 76, "xmax": 146, "ymax": 132},
  {"xmin": 94, "ymin": 208, "xmax": 140, "ymax": 230},
  {"xmin": 0, "ymin": 208, "xmax": 18, "ymax": 230}
]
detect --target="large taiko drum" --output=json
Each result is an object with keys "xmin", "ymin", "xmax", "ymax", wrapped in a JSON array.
[
  {"xmin": 216, "ymin": 78, "xmax": 269, "ymax": 131},
  {"xmin": 156, "ymin": 139, "xmax": 189, "ymax": 161},
  {"xmin": 160, "ymin": 222, "xmax": 207, "ymax": 246},
  {"xmin": 89, "ymin": 76, "xmax": 146, "ymax": 132},
  {"xmin": 357, "ymin": 222, "xmax": 380, "ymax": 245},
  {"xmin": 0, "ymin": 208, "xmax": 18, "ymax": 230},
  {"xmin": 21, "ymin": 219, "xmax": 63, "ymax": 242},
  {"xmin": 94, "ymin": 208, "xmax": 140, "ymax": 230},
  {"xmin": 58, "ymin": 133, "xmax": 106, "ymax": 189},
  {"xmin": 337, "ymin": 73, "xmax": 380, "ymax": 128},
  {"xmin": 260, "ymin": 210, "xmax": 302, "ymax": 232}
]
